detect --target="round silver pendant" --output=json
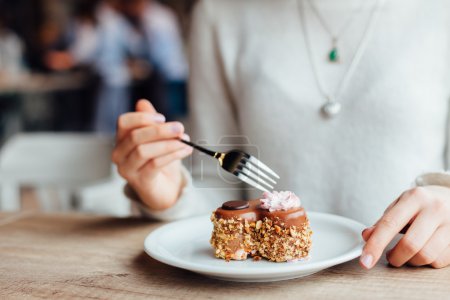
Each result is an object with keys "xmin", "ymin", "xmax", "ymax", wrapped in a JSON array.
[{"xmin": 321, "ymin": 102, "xmax": 341, "ymax": 118}]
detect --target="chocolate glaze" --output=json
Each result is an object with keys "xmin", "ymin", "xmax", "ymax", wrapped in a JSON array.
[
  {"xmin": 222, "ymin": 200, "xmax": 250, "ymax": 210},
  {"xmin": 215, "ymin": 199, "xmax": 307, "ymax": 228}
]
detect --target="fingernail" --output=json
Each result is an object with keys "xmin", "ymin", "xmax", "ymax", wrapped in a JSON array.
[
  {"xmin": 360, "ymin": 253, "xmax": 373, "ymax": 269},
  {"xmin": 152, "ymin": 114, "xmax": 166, "ymax": 123},
  {"xmin": 362, "ymin": 226, "xmax": 375, "ymax": 234},
  {"xmin": 182, "ymin": 133, "xmax": 190, "ymax": 141},
  {"xmin": 171, "ymin": 122, "xmax": 183, "ymax": 134}
]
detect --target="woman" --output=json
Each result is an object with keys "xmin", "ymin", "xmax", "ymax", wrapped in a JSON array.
[{"xmin": 112, "ymin": 0, "xmax": 450, "ymax": 269}]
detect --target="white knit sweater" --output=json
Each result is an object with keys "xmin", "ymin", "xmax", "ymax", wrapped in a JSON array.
[{"xmin": 132, "ymin": 0, "xmax": 450, "ymax": 225}]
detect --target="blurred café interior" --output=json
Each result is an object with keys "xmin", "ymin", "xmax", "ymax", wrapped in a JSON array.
[{"xmin": 0, "ymin": 0, "xmax": 196, "ymax": 216}]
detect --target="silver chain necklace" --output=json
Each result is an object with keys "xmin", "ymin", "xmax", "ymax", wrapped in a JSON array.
[
  {"xmin": 298, "ymin": 0, "xmax": 386, "ymax": 118},
  {"xmin": 305, "ymin": 0, "xmax": 366, "ymax": 63}
]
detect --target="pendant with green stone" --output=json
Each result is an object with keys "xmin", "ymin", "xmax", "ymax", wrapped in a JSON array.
[
  {"xmin": 329, "ymin": 38, "xmax": 339, "ymax": 63},
  {"xmin": 329, "ymin": 47, "xmax": 339, "ymax": 63}
]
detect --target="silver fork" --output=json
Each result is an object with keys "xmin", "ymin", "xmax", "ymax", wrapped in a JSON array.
[{"xmin": 180, "ymin": 139, "xmax": 279, "ymax": 192}]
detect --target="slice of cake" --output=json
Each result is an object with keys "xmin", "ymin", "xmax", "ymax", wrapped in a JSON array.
[{"xmin": 210, "ymin": 191, "xmax": 312, "ymax": 262}]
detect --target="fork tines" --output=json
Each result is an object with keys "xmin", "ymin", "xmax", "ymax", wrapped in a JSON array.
[
  {"xmin": 178, "ymin": 138, "xmax": 280, "ymax": 193},
  {"xmin": 234, "ymin": 154, "xmax": 280, "ymax": 192}
]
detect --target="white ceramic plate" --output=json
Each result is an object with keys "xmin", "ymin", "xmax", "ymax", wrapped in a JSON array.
[{"xmin": 144, "ymin": 212, "xmax": 365, "ymax": 282}]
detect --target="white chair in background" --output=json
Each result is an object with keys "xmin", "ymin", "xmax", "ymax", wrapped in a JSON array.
[
  {"xmin": 0, "ymin": 133, "xmax": 130, "ymax": 215},
  {"xmin": 75, "ymin": 165, "xmax": 131, "ymax": 217}
]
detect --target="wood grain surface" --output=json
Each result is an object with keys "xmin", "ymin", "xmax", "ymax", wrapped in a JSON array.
[{"xmin": 0, "ymin": 212, "xmax": 449, "ymax": 300}]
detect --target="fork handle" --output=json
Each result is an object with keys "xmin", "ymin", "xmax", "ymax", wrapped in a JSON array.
[{"xmin": 179, "ymin": 139, "xmax": 217, "ymax": 157}]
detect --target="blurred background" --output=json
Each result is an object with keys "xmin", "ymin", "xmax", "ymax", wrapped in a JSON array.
[{"xmin": 0, "ymin": 0, "xmax": 196, "ymax": 216}]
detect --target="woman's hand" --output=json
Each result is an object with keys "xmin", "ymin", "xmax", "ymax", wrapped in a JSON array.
[
  {"xmin": 360, "ymin": 186, "xmax": 450, "ymax": 269},
  {"xmin": 112, "ymin": 99, "xmax": 193, "ymax": 211}
]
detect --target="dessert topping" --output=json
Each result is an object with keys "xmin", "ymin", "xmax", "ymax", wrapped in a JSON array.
[{"xmin": 260, "ymin": 191, "xmax": 301, "ymax": 212}]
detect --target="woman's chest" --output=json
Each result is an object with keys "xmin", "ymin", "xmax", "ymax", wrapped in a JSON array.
[{"xmin": 218, "ymin": 0, "xmax": 450, "ymax": 132}]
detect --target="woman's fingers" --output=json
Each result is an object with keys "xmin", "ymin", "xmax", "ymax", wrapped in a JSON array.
[
  {"xmin": 361, "ymin": 195, "xmax": 401, "ymax": 242},
  {"xmin": 361, "ymin": 186, "xmax": 450, "ymax": 270},
  {"xmin": 141, "ymin": 146, "xmax": 193, "ymax": 173},
  {"xmin": 408, "ymin": 225, "xmax": 450, "ymax": 266},
  {"xmin": 119, "ymin": 139, "xmax": 189, "ymax": 175},
  {"xmin": 362, "ymin": 226, "xmax": 375, "ymax": 241},
  {"xmin": 386, "ymin": 209, "xmax": 442, "ymax": 267},
  {"xmin": 116, "ymin": 112, "xmax": 166, "ymax": 142},
  {"xmin": 135, "ymin": 99, "xmax": 157, "ymax": 113},
  {"xmin": 383, "ymin": 195, "xmax": 402, "ymax": 214},
  {"xmin": 430, "ymin": 246, "xmax": 450, "ymax": 269},
  {"xmin": 112, "ymin": 122, "xmax": 185, "ymax": 164},
  {"xmin": 360, "ymin": 188, "xmax": 425, "ymax": 269},
  {"xmin": 116, "ymin": 99, "xmax": 160, "ymax": 142}
]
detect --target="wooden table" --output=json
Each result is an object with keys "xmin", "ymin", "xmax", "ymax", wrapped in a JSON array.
[{"xmin": 1, "ymin": 212, "xmax": 449, "ymax": 300}]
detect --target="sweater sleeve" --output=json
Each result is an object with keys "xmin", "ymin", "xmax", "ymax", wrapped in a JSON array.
[
  {"xmin": 415, "ymin": 99, "xmax": 450, "ymax": 188},
  {"xmin": 127, "ymin": 0, "xmax": 245, "ymax": 221}
]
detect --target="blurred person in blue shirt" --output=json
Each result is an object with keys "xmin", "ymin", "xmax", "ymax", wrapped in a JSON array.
[
  {"xmin": 42, "ymin": 0, "xmax": 188, "ymax": 134},
  {"xmin": 141, "ymin": 0, "xmax": 188, "ymax": 84},
  {"xmin": 143, "ymin": 0, "xmax": 188, "ymax": 119},
  {"xmin": 94, "ymin": 0, "xmax": 188, "ymax": 133},
  {"xmin": 41, "ymin": 0, "xmax": 103, "ymax": 132},
  {"xmin": 40, "ymin": 0, "xmax": 131, "ymax": 133},
  {"xmin": 118, "ymin": 0, "xmax": 188, "ymax": 122},
  {"xmin": 93, "ymin": 0, "xmax": 133, "ymax": 133}
]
